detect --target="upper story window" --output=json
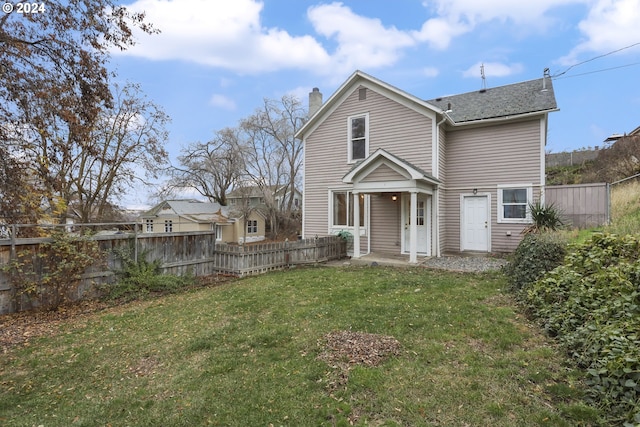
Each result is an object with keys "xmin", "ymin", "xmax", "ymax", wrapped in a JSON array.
[
  {"xmin": 348, "ymin": 113, "xmax": 369, "ymax": 163},
  {"xmin": 498, "ymin": 185, "xmax": 533, "ymax": 223}
]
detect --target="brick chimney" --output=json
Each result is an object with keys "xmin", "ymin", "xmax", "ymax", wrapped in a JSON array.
[{"xmin": 308, "ymin": 87, "xmax": 323, "ymax": 118}]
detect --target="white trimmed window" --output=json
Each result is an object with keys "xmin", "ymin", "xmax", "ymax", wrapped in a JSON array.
[
  {"xmin": 215, "ymin": 225, "xmax": 223, "ymax": 241},
  {"xmin": 498, "ymin": 185, "xmax": 533, "ymax": 223},
  {"xmin": 331, "ymin": 191, "xmax": 365, "ymax": 228},
  {"xmin": 247, "ymin": 220, "xmax": 258, "ymax": 234},
  {"xmin": 164, "ymin": 220, "xmax": 173, "ymax": 232},
  {"xmin": 145, "ymin": 219, "xmax": 153, "ymax": 232},
  {"xmin": 348, "ymin": 113, "xmax": 369, "ymax": 163}
]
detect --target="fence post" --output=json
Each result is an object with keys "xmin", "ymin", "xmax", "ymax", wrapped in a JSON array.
[
  {"xmin": 10, "ymin": 224, "xmax": 16, "ymax": 262},
  {"xmin": 134, "ymin": 222, "xmax": 139, "ymax": 264}
]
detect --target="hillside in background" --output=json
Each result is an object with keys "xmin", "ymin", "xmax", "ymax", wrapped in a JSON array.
[{"xmin": 546, "ymin": 134, "xmax": 640, "ymax": 185}]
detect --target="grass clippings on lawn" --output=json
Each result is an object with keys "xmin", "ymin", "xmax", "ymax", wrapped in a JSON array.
[{"xmin": 0, "ymin": 265, "xmax": 601, "ymax": 426}]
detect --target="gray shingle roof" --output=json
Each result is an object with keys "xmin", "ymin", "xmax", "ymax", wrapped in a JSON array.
[
  {"xmin": 426, "ymin": 77, "xmax": 557, "ymax": 123},
  {"xmin": 143, "ymin": 200, "xmax": 227, "ymax": 217}
]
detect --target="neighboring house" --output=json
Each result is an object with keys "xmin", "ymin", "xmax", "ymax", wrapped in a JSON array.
[
  {"xmin": 140, "ymin": 199, "xmax": 266, "ymax": 244},
  {"xmin": 226, "ymin": 185, "xmax": 302, "ymax": 212},
  {"xmin": 295, "ymin": 70, "xmax": 558, "ymax": 262},
  {"xmin": 603, "ymin": 124, "xmax": 640, "ymax": 143}
]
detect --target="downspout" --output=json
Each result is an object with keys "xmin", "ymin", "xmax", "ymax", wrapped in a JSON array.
[{"xmin": 434, "ymin": 114, "xmax": 448, "ymax": 257}]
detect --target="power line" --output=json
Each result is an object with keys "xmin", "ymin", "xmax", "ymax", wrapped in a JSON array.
[
  {"xmin": 551, "ymin": 41, "xmax": 640, "ymax": 78},
  {"xmin": 553, "ymin": 61, "xmax": 640, "ymax": 80}
]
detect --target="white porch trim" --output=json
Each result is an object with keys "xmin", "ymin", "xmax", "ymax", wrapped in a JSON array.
[{"xmin": 344, "ymin": 149, "xmax": 441, "ymax": 263}]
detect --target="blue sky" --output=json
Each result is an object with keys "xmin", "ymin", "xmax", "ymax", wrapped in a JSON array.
[{"xmin": 110, "ymin": 0, "xmax": 640, "ymax": 208}]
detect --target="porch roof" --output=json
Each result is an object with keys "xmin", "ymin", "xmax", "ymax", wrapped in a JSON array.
[{"xmin": 342, "ymin": 148, "xmax": 441, "ymax": 192}]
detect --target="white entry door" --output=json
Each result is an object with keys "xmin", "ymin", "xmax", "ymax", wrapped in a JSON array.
[
  {"xmin": 403, "ymin": 194, "xmax": 430, "ymax": 255},
  {"xmin": 462, "ymin": 195, "xmax": 489, "ymax": 252}
]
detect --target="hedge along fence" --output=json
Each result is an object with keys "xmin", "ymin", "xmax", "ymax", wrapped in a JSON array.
[{"xmin": 0, "ymin": 225, "xmax": 347, "ymax": 314}]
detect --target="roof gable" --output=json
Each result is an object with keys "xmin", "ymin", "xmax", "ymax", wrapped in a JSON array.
[
  {"xmin": 343, "ymin": 149, "xmax": 440, "ymax": 185},
  {"xmin": 295, "ymin": 70, "xmax": 440, "ymax": 140}
]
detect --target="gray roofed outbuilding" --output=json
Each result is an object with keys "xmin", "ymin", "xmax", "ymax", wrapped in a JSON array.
[{"xmin": 426, "ymin": 77, "xmax": 557, "ymax": 123}]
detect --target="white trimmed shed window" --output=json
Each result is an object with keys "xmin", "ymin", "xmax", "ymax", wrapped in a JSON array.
[
  {"xmin": 215, "ymin": 225, "xmax": 223, "ymax": 241},
  {"xmin": 498, "ymin": 186, "xmax": 532, "ymax": 223},
  {"xmin": 332, "ymin": 191, "xmax": 365, "ymax": 227},
  {"xmin": 348, "ymin": 113, "xmax": 369, "ymax": 162},
  {"xmin": 247, "ymin": 220, "xmax": 258, "ymax": 234},
  {"xmin": 164, "ymin": 220, "xmax": 173, "ymax": 232},
  {"xmin": 145, "ymin": 219, "xmax": 153, "ymax": 232}
]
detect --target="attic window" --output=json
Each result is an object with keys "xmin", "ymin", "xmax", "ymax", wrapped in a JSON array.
[{"xmin": 359, "ymin": 88, "xmax": 367, "ymax": 101}]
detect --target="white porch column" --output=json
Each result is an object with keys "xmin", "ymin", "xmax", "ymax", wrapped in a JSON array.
[
  {"xmin": 409, "ymin": 191, "xmax": 418, "ymax": 263},
  {"xmin": 353, "ymin": 191, "xmax": 360, "ymax": 258}
]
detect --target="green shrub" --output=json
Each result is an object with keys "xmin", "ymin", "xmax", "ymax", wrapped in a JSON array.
[
  {"xmin": 102, "ymin": 248, "xmax": 195, "ymax": 302},
  {"xmin": 4, "ymin": 231, "xmax": 104, "ymax": 311},
  {"xmin": 525, "ymin": 233, "xmax": 640, "ymax": 424},
  {"xmin": 503, "ymin": 233, "xmax": 567, "ymax": 293},
  {"xmin": 524, "ymin": 200, "xmax": 565, "ymax": 234}
]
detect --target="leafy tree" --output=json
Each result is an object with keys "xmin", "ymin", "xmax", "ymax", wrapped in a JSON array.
[{"xmin": 0, "ymin": 0, "xmax": 157, "ymax": 224}]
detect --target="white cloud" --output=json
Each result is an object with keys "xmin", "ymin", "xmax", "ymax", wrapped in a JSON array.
[
  {"xmin": 412, "ymin": 17, "xmax": 470, "ymax": 50},
  {"xmin": 118, "ymin": 0, "xmax": 330, "ymax": 72},
  {"xmin": 117, "ymin": 0, "xmax": 419, "ymax": 76},
  {"xmin": 559, "ymin": 0, "xmax": 640, "ymax": 65},
  {"xmin": 462, "ymin": 62, "xmax": 524, "ymax": 78},
  {"xmin": 423, "ymin": 0, "xmax": 582, "ymax": 27},
  {"xmin": 117, "ymin": 0, "xmax": 633, "ymax": 79},
  {"xmin": 209, "ymin": 94, "xmax": 237, "ymax": 110},
  {"xmin": 414, "ymin": 0, "xmax": 585, "ymax": 49},
  {"xmin": 421, "ymin": 66, "xmax": 440, "ymax": 78},
  {"xmin": 307, "ymin": 3, "xmax": 416, "ymax": 73}
]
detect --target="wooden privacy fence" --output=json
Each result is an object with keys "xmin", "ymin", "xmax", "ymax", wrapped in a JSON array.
[
  {"xmin": 545, "ymin": 183, "xmax": 610, "ymax": 228},
  {"xmin": 0, "ymin": 229, "xmax": 346, "ymax": 314}
]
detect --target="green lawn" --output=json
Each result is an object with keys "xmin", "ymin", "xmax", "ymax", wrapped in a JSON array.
[{"xmin": 0, "ymin": 266, "xmax": 600, "ymax": 426}]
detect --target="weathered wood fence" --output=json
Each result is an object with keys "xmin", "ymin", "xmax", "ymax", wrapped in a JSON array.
[
  {"xmin": 0, "ymin": 228, "xmax": 346, "ymax": 314},
  {"xmin": 546, "ymin": 183, "xmax": 610, "ymax": 228}
]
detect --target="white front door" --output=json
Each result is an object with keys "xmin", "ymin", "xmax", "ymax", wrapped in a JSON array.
[
  {"xmin": 403, "ymin": 194, "xmax": 430, "ymax": 255},
  {"xmin": 462, "ymin": 195, "xmax": 489, "ymax": 252}
]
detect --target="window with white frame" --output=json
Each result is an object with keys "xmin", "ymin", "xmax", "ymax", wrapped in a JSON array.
[
  {"xmin": 348, "ymin": 113, "xmax": 369, "ymax": 162},
  {"xmin": 215, "ymin": 225, "xmax": 222, "ymax": 241},
  {"xmin": 164, "ymin": 220, "xmax": 173, "ymax": 232},
  {"xmin": 498, "ymin": 186, "xmax": 532, "ymax": 223},
  {"xmin": 145, "ymin": 219, "xmax": 153, "ymax": 232},
  {"xmin": 331, "ymin": 191, "xmax": 365, "ymax": 228},
  {"xmin": 247, "ymin": 220, "xmax": 258, "ymax": 234}
]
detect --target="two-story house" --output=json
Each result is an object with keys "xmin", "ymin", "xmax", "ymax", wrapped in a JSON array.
[
  {"xmin": 295, "ymin": 70, "xmax": 558, "ymax": 262},
  {"xmin": 140, "ymin": 199, "xmax": 266, "ymax": 244},
  {"xmin": 226, "ymin": 185, "xmax": 302, "ymax": 212}
]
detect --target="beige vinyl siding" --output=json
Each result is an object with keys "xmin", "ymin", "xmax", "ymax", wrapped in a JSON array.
[
  {"xmin": 303, "ymin": 84, "xmax": 433, "ymax": 241},
  {"xmin": 362, "ymin": 164, "xmax": 408, "ymax": 182},
  {"xmin": 491, "ymin": 187, "xmax": 541, "ymax": 252},
  {"xmin": 441, "ymin": 119, "xmax": 543, "ymax": 253},
  {"xmin": 437, "ymin": 128, "xmax": 447, "ymax": 251},
  {"xmin": 369, "ymin": 195, "xmax": 401, "ymax": 253}
]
